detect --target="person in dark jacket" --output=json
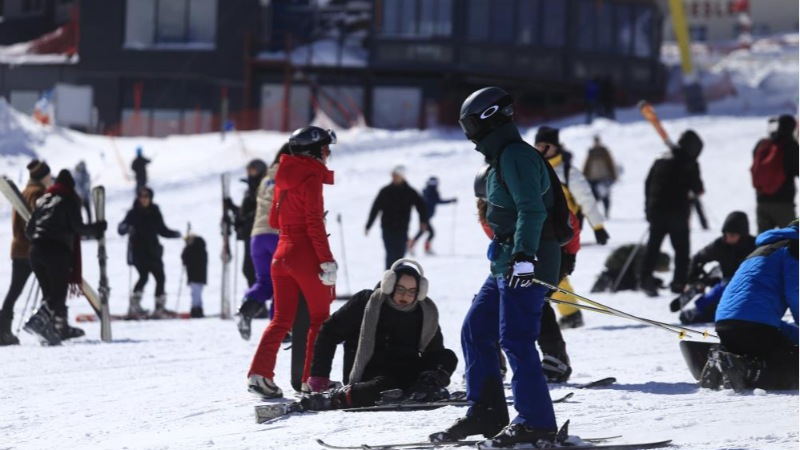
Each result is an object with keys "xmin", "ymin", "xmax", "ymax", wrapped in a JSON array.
[
  {"xmin": 131, "ymin": 147, "xmax": 150, "ymax": 191},
  {"xmin": 591, "ymin": 244, "xmax": 671, "ymax": 293},
  {"xmin": 301, "ymin": 260, "xmax": 457, "ymax": 410},
  {"xmin": 676, "ymin": 211, "xmax": 757, "ymax": 324},
  {"xmin": 224, "ymin": 159, "xmax": 268, "ymax": 288},
  {"xmin": 700, "ymin": 222, "xmax": 798, "ymax": 392},
  {"xmin": 0, "ymin": 160, "xmax": 51, "ymax": 346},
  {"xmin": 22, "ymin": 169, "xmax": 106, "ymax": 346},
  {"xmin": 366, "ymin": 166, "xmax": 429, "ymax": 269},
  {"xmin": 181, "ymin": 234, "xmax": 207, "ymax": 318},
  {"xmin": 752, "ymin": 115, "xmax": 798, "ymax": 233},
  {"xmin": 639, "ymin": 129, "xmax": 705, "ymax": 296},
  {"xmin": 582, "ymin": 135, "xmax": 618, "ymax": 218},
  {"xmin": 118, "ymin": 187, "xmax": 181, "ymax": 317},
  {"xmin": 409, "ymin": 176, "xmax": 456, "ymax": 256}
]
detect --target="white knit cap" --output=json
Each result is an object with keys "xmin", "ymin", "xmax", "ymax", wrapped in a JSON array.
[{"xmin": 392, "ymin": 165, "xmax": 406, "ymax": 177}]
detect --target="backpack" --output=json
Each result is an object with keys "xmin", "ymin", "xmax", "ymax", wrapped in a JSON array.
[
  {"xmin": 751, "ymin": 139, "xmax": 786, "ymax": 195},
  {"xmin": 493, "ymin": 143, "xmax": 574, "ymax": 247}
]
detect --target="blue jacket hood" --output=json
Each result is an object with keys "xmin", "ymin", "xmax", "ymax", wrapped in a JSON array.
[{"xmin": 756, "ymin": 225, "xmax": 798, "ymax": 247}]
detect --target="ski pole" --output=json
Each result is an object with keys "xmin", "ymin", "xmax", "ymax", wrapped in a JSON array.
[
  {"xmin": 611, "ymin": 229, "xmax": 649, "ymax": 293},
  {"xmin": 533, "ymin": 278, "xmax": 717, "ymax": 339},
  {"xmin": 336, "ymin": 213, "xmax": 352, "ymax": 295},
  {"xmin": 176, "ymin": 266, "xmax": 185, "ymax": 312},
  {"xmin": 16, "ymin": 279, "xmax": 37, "ymax": 335}
]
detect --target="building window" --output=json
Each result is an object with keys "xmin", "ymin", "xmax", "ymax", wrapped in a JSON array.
[
  {"xmin": 541, "ymin": 0, "xmax": 565, "ymax": 47},
  {"xmin": 124, "ymin": 0, "xmax": 217, "ymax": 49},
  {"xmin": 517, "ymin": 0, "xmax": 540, "ymax": 45},
  {"xmin": 633, "ymin": 6, "xmax": 654, "ymax": 57},
  {"xmin": 382, "ymin": 0, "xmax": 452, "ymax": 38},
  {"xmin": 466, "ymin": 0, "xmax": 490, "ymax": 42},
  {"xmin": 576, "ymin": 0, "xmax": 614, "ymax": 53},
  {"xmin": 688, "ymin": 25, "xmax": 707, "ymax": 42},
  {"xmin": 22, "ymin": 0, "xmax": 45, "ymax": 14},
  {"xmin": 615, "ymin": 4, "xmax": 633, "ymax": 55},
  {"xmin": 466, "ymin": 0, "xmax": 513, "ymax": 43}
]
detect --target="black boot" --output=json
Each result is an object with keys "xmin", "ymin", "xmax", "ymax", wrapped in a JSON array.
[
  {"xmin": 558, "ymin": 310, "xmax": 584, "ymax": 329},
  {"xmin": 639, "ymin": 276, "xmax": 660, "ymax": 297},
  {"xmin": 301, "ymin": 386, "xmax": 352, "ymax": 411},
  {"xmin": 718, "ymin": 350, "xmax": 766, "ymax": 393},
  {"xmin": 430, "ymin": 404, "xmax": 506, "ymax": 442},
  {"xmin": 700, "ymin": 345, "xmax": 724, "ymax": 390},
  {"xmin": 23, "ymin": 304, "xmax": 61, "ymax": 346},
  {"xmin": 0, "ymin": 313, "xmax": 19, "ymax": 346},
  {"xmin": 236, "ymin": 297, "xmax": 262, "ymax": 340},
  {"xmin": 542, "ymin": 345, "xmax": 572, "ymax": 383},
  {"xmin": 478, "ymin": 423, "xmax": 558, "ymax": 449},
  {"xmin": 55, "ymin": 315, "xmax": 85, "ymax": 341},
  {"xmin": 190, "ymin": 306, "xmax": 205, "ymax": 318}
]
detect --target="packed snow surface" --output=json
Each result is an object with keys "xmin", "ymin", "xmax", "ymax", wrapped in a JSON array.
[{"xmin": 0, "ymin": 99, "xmax": 797, "ymax": 450}]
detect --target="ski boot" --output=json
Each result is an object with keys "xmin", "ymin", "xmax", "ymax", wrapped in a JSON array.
[
  {"xmin": 0, "ymin": 313, "xmax": 20, "ymax": 346},
  {"xmin": 301, "ymin": 386, "xmax": 352, "ymax": 411},
  {"xmin": 424, "ymin": 241, "xmax": 435, "ymax": 256},
  {"xmin": 718, "ymin": 350, "xmax": 765, "ymax": 393},
  {"xmin": 558, "ymin": 310, "xmax": 584, "ymax": 330},
  {"xmin": 23, "ymin": 304, "xmax": 61, "ymax": 346},
  {"xmin": 430, "ymin": 404, "xmax": 506, "ymax": 442},
  {"xmin": 639, "ymin": 276, "xmax": 660, "ymax": 298},
  {"xmin": 542, "ymin": 347, "xmax": 572, "ymax": 383},
  {"xmin": 478, "ymin": 423, "xmax": 558, "ymax": 449},
  {"xmin": 128, "ymin": 291, "xmax": 149, "ymax": 318},
  {"xmin": 190, "ymin": 306, "xmax": 204, "ymax": 318},
  {"xmin": 236, "ymin": 297, "xmax": 262, "ymax": 340},
  {"xmin": 248, "ymin": 374, "xmax": 283, "ymax": 399},
  {"xmin": 699, "ymin": 345, "xmax": 724, "ymax": 390},
  {"xmin": 55, "ymin": 314, "xmax": 85, "ymax": 341},
  {"xmin": 152, "ymin": 294, "xmax": 176, "ymax": 319}
]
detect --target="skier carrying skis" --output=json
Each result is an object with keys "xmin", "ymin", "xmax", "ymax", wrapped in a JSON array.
[
  {"xmin": 23, "ymin": 169, "xmax": 107, "ymax": 345},
  {"xmin": 433, "ymin": 87, "xmax": 562, "ymax": 447},
  {"xmin": 131, "ymin": 147, "xmax": 150, "ymax": 191},
  {"xmin": 224, "ymin": 158, "xmax": 268, "ymax": 288},
  {"xmin": 247, "ymin": 126, "xmax": 337, "ymax": 398},
  {"xmin": 366, "ymin": 166, "xmax": 429, "ymax": 269},
  {"xmin": 676, "ymin": 211, "xmax": 756, "ymax": 324},
  {"xmin": 0, "ymin": 160, "xmax": 51, "ymax": 346},
  {"xmin": 301, "ymin": 259, "xmax": 457, "ymax": 410},
  {"xmin": 118, "ymin": 187, "xmax": 182, "ymax": 318},
  {"xmin": 408, "ymin": 176, "xmax": 456, "ymax": 256},
  {"xmin": 73, "ymin": 161, "xmax": 92, "ymax": 223},
  {"xmin": 237, "ymin": 145, "xmax": 290, "ymax": 340},
  {"xmin": 181, "ymin": 233, "xmax": 208, "ymax": 318},
  {"xmin": 700, "ymin": 220, "xmax": 798, "ymax": 392}
]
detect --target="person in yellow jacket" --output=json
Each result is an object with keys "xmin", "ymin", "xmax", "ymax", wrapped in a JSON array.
[{"xmin": 535, "ymin": 127, "xmax": 610, "ymax": 329}]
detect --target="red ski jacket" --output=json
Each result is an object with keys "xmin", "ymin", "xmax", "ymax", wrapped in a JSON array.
[{"xmin": 269, "ymin": 154, "xmax": 335, "ymax": 264}]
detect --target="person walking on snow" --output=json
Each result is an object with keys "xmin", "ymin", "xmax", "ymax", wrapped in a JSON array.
[
  {"xmin": 181, "ymin": 233, "xmax": 208, "ymax": 318},
  {"xmin": 23, "ymin": 169, "xmax": 107, "ymax": 346},
  {"xmin": 751, "ymin": 115, "xmax": 798, "ymax": 233},
  {"xmin": 366, "ymin": 166, "xmax": 429, "ymax": 269},
  {"xmin": 0, "ymin": 160, "xmax": 51, "ymax": 346},
  {"xmin": 433, "ymin": 87, "xmax": 562, "ymax": 447},
  {"xmin": 118, "ymin": 187, "xmax": 182, "ymax": 318},
  {"xmin": 237, "ymin": 145, "xmax": 290, "ymax": 340},
  {"xmin": 247, "ymin": 126, "xmax": 338, "ymax": 399},
  {"xmin": 224, "ymin": 159, "xmax": 268, "ymax": 289},
  {"xmin": 131, "ymin": 147, "xmax": 150, "ymax": 192},
  {"xmin": 582, "ymin": 135, "xmax": 618, "ymax": 218},
  {"xmin": 408, "ymin": 176, "xmax": 456, "ymax": 255},
  {"xmin": 73, "ymin": 161, "xmax": 92, "ymax": 223},
  {"xmin": 302, "ymin": 259, "xmax": 458, "ymax": 410}
]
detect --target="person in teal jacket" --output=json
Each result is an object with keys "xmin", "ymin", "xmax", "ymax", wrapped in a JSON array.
[
  {"xmin": 431, "ymin": 87, "xmax": 560, "ymax": 448},
  {"xmin": 701, "ymin": 221, "xmax": 798, "ymax": 392}
]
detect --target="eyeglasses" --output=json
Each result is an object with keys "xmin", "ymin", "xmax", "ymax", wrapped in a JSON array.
[{"xmin": 394, "ymin": 285, "xmax": 418, "ymax": 297}]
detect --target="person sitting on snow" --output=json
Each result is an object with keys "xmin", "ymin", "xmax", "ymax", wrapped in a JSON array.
[
  {"xmin": 301, "ymin": 259, "xmax": 457, "ymax": 410},
  {"xmin": 675, "ymin": 211, "xmax": 756, "ymax": 324},
  {"xmin": 591, "ymin": 244, "xmax": 670, "ymax": 293},
  {"xmin": 700, "ymin": 220, "xmax": 798, "ymax": 393}
]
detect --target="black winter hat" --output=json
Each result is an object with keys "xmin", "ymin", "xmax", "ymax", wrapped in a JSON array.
[
  {"xmin": 55, "ymin": 169, "xmax": 75, "ymax": 189},
  {"xmin": 722, "ymin": 211, "xmax": 749, "ymax": 236},
  {"xmin": 247, "ymin": 159, "xmax": 268, "ymax": 177},
  {"xmin": 777, "ymin": 115, "xmax": 796, "ymax": 140},
  {"xmin": 27, "ymin": 159, "xmax": 50, "ymax": 181},
  {"xmin": 137, "ymin": 186, "xmax": 154, "ymax": 200},
  {"xmin": 535, "ymin": 126, "xmax": 559, "ymax": 145},
  {"xmin": 677, "ymin": 130, "xmax": 703, "ymax": 159}
]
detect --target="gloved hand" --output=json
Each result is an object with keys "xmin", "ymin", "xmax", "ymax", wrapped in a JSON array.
[
  {"xmin": 306, "ymin": 376, "xmax": 331, "ymax": 393},
  {"xmin": 223, "ymin": 197, "xmax": 235, "ymax": 211},
  {"xmin": 319, "ymin": 261, "xmax": 338, "ymax": 286},
  {"xmin": 407, "ymin": 368, "xmax": 451, "ymax": 402},
  {"xmin": 594, "ymin": 227, "xmax": 610, "ymax": 245},
  {"xmin": 95, "ymin": 220, "xmax": 107, "ymax": 233},
  {"xmin": 679, "ymin": 305, "xmax": 698, "ymax": 325},
  {"xmin": 118, "ymin": 222, "xmax": 132, "ymax": 236},
  {"xmin": 507, "ymin": 253, "xmax": 536, "ymax": 289},
  {"xmin": 561, "ymin": 252, "xmax": 576, "ymax": 276}
]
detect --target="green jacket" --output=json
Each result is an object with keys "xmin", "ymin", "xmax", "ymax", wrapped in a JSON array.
[{"xmin": 476, "ymin": 123, "xmax": 551, "ymax": 277}]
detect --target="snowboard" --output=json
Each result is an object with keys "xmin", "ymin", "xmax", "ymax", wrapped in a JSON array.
[
  {"xmin": 92, "ymin": 186, "xmax": 112, "ymax": 342},
  {"xmin": 680, "ymin": 340, "xmax": 715, "ymax": 381},
  {"xmin": 220, "ymin": 173, "xmax": 232, "ymax": 319},
  {"xmin": 0, "ymin": 176, "xmax": 103, "ymax": 318},
  {"xmin": 291, "ymin": 294, "xmax": 310, "ymax": 392}
]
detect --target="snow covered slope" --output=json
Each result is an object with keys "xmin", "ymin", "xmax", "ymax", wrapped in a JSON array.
[{"xmin": 0, "ymin": 100, "xmax": 797, "ymax": 450}]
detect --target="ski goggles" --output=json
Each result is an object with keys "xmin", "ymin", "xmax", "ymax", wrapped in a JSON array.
[{"xmin": 326, "ymin": 129, "xmax": 338, "ymax": 145}]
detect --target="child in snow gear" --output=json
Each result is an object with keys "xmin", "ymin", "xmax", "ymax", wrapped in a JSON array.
[
  {"xmin": 23, "ymin": 169, "xmax": 106, "ymax": 345},
  {"xmin": 224, "ymin": 158, "xmax": 268, "ymax": 288},
  {"xmin": 0, "ymin": 160, "xmax": 51, "ymax": 346},
  {"xmin": 583, "ymin": 135, "xmax": 618, "ymax": 218},
  {"xmin": 591, "ymin": 244, "xmax": 670, "ymax": 293},
  {"xmin": 131, "ymin": 147, "xmax": 150, "ymax": 191},
  {"xmin": 237, "ymin": 145, "xmax": 289, "ymax": 339},
  {"xmin": 181, "ymin": 233, "xmax": 208, "ymax": 318},
  {"xmin": 409, "ymin": 177, "xmax": 456, "ymax": 255},
  {"xmin": 437, "ymin": 87, "xmax": 559, "ymax": 447},
  {"xmin": 303, "ymin": 259, "xmax": 457, "ymax": 410},
  {"xmin": 676, "ymin": 211, "xmax": 756, "ymax": 324},
  {"xmin": 366, "ymin": 166, "xmax": 429, "ymax": 269},
  {"xmin": 73, "ymin": 161, "xmax": 92, "ymax": 223},
  {"xmin": 247, "ymin": 126, "xmax": 337, "ymax": 398},
  {"xmin": 118, "ymin": 187, "xmax": 181, "ymax": 317},
  {"xmin": 700, "ymin": 221, "xmax": 798, "ymax": 392},
  {"xmin": 640, "ymin": 129, "xmax": 705, "ymax": 296},
  {"xmin": 752, "ymin": 115, "xmax": 798, "ymax": 233}
]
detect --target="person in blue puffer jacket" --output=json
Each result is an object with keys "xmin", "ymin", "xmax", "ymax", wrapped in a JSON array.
[{"xmin": 701, "ymin": 221, "xmax": 798, "ymax": 392}]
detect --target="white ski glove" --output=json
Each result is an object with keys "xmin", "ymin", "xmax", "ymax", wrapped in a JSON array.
[
  {"xmin": 319, "ymin": 262, "xmax": 338, "ymax": 286},
  {"xmin": 507, "ymin": 256, "xmax": 536, "ymax": 289}
]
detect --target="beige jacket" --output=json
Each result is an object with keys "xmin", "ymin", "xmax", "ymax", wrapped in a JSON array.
[{"xmin": 251, "ymin": 164, "xmax": 280, "ymax": 237}]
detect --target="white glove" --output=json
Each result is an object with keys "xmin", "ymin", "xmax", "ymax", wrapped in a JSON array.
[
  {"xmin": 507, "ymin": 260, "xmax": 536, "ymax": 289},
  {"xmin": 319, "ymin": 262, "xmax": 338, "ymax": 286}
]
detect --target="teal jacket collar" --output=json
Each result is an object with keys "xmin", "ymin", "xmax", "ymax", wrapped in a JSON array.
[{"xmin": 475, "ymin": 122, "xmax": 524, "ymax": 163}]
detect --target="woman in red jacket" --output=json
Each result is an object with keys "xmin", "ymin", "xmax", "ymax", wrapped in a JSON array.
[{"xmin": 248, "ymin": 126, "xmax": 338, "ymax": 398}]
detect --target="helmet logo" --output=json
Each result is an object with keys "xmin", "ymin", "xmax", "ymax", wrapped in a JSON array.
[
  {"xmin": 311, "ymin": 130, "xmax": 321, "ymax": 141},
  {"xmin": 480, "ymin": 105, "xmax": 499, "ymax": 119}
]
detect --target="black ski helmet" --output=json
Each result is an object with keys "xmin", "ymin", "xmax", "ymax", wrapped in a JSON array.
[
  {"xmin": 474, "ymin": 165, "xmax": 490, "ymax": 199},
  {"xmin": 459, "ymin": 87, "xmax": 514, "ymax": 143},
  {"xmin": 288, "ymin": 126, "xmax": 337, "ymax": 160},
  {"xmin": 246, "ymin": 159, "xmax": 268, "ymax": 178}
]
